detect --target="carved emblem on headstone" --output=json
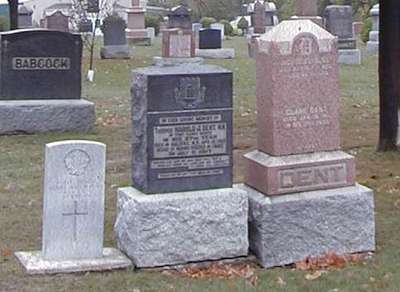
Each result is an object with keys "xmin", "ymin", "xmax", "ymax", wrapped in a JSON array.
[
  {"xmin": 174, "ymin": 77, "xmax": 206, "ymax": 109},
  {"xmin": 64, "ymin": 149, "xmax": 91, "ymax": 176}
]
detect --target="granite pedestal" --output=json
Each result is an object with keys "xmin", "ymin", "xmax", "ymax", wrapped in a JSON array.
[
  {"xmin": 0, "ymin": 99, "xmax": 94, "ymax": 134},
  {"xmin": 195, "ymin": 48, "xmax": 235, "ymax": 59},
  {"xmin": 100, "ymin": 45, "xmax": 130, "ymax": 59},
  {"xmin": 338, "ymin": 49, "xmax": 361, "ymax": 65},
  {"xmin": 114, "ymin": 186, "xmax": 249, "ymax": 268},
  {"xmin": 241, "ymin": 184, "xmax": 375, "ymax": 268}
]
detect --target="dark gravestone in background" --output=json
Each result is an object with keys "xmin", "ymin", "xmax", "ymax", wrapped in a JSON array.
[
  {"xmin": 103, "ymin": 21, "xmax": 127, "ymax": 46},
  {"xmin": 0, "ymin": 29, "xmax": 82, "ymax": 100},
  {"xmin": 168, "ymin": 5, "xmax": 192, "ymax": 30},
  {"xmin": 324, "ymin": 5, "xmax": 355, "ymax": 49},
  {"xmin": 45, "ymin": 11, "xmax": 69, "ymax": 32},
  {"xmin": 132, "ymin": 65, "xmax": 233, "ymax": 194},
  {"xmin": 199, "ymin": 29, "xmax": 221, "ymax": 49}
]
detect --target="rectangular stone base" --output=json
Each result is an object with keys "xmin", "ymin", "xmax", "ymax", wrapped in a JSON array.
[
  {"xmin": 114, "ymin": 185, "xmax": 249, "ymax": 268},
  {"xmin": 15, "ymin": 248, "xmax": 132, "ymax": 275},
  {"xmin": 195, "ymin": 48, "xmax": 235, "ymax": 59},
  {"xmin": 367, "ymin": 41, "xmax": 379, "ymax": 54},
  {"xmin": 244, "ymin": 150, "xmax": 355, "ymax": 195},
  {"xmin": 100, "ymin": 45, "xmax": 130, "ymax": 59},
  {"xmin": 241, "ymin": 183, "xmax": 375, "ymax": 268},
  {"xmin": 338, "ymin": 49, "xmax": 361, "ymax": 65},
  {"xmin": 0, "ymin": 99, "xmax": 94, "ymax": 135}
]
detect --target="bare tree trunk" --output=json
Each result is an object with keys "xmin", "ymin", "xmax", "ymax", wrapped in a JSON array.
[
  {"xmin": 8, "ymin": 0, "xmax": 18, "ymax": 30},
  {"xmin": 378, "ymin": 0, "xmax": 400, "ymax": 151}
]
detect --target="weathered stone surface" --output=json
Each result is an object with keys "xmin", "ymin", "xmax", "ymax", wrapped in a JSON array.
[
  {"xmin": 296, "ymin": 0, "xmax": 318, "ymax": 16},
  {"xmin": 0, "ymin": 29, "xmax": 82, "ymax": 100},
  {"xmin": 324, "ymin": 5, "xmax": 353, "ymax": 40},
  {"xmin": 43, "ymin": 140, "xmax": 106, "ymax": 260},
  {"xmin": 195, "ymin": 48, "xmax": 235, "ymax": 59},
  {"xmin": 45, "ymin": 11, "xmax": 69, "ymax": 32},
  {"xmin": 15, "ymin": 248, "xmax": 132, "ymax": 275},
  {"xmin": 241, "ymin": 183, "xmax": 375, "ymax": 268},
  {"xmin": 168, "ymin": 5, "xmax": 192, "ymax": 30},
  {"xmin": 162, "ymin": 29, "xmax": 195, "ymax": 58},
  {"xmin": 338, "ymin": 49, "xmax": 361, "ymax": 65},
  {"xmin": 253, "ymin": 0, "xmax": 266, "ymax": 34},
  {"xmin": 367, "ymin": 4, "xmax": 379, "ymax": 54},
  {"xmin": 131, "ymin": 64, "xmax": 233, "ymax": 194},
  {"xmin": 152, "ymin": 56, "xmax": 203, "ymax": 67},
  {"xmin": 114, "ymin": 186, "xmax": 249, "ymax": 267},
  {"xmin": 244, "ymin": 150, "xmax": 355, "ymax": 195},
  {"xmin": 256, "ymin": 20, "xmax": 340, "ymax": 156},
  {"xmin": 0, "ymin": 100, "xmax": 94, "ymax": 134},
  {"xmin": 100, "ymin": 45, "xmax": 130, "ymax": 59}
]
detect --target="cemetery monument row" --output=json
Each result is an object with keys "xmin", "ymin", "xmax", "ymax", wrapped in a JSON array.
[
  {"xmin": 240, "ymin": 20, "xmax": 375, "ymax": 268},
  {"xmin": 0, "ymin": 29, "xmax": 94, "ymax": 134},
  {"xmin": 114, "ymin": 63, "xmax": 248, "ymax": 267},
  {"xmin": 15, "ymin": 141, "xmax": 131, "ymax": 274}
]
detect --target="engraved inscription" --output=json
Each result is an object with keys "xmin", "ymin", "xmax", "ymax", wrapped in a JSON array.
[
  {"xmin": 153, "ymin": 122, "xmax": 227, "ymax": 158},
  {"xmin": 278, "ymin": 163, "xmax": 347, "ymax": 191},
  {"xmin": 64, "ymin": 149, "xmax": 91, "ymax": 176},
  {"xmin": 12, "ymin": 57, "xmax": 71, "ymax": 70},
  {"xmin": 151, "ymin": 155, "xmax": 230, "ymax": 170},
  {"xmin": 159, "ymin": 114, "xmax": 221, "ymax": 125},
  {"xmin": 278, "ymin": 56, "xmax": 333, "ymax": 78},
  {"xmin": 280, "ymin": 104, "xmax": 330, "ymax": 129},
  {"xmin": 158, "ymin": 169, "xmax": 223, "ymax": 179},
  {"xmin": 174, "ymin": 77, "xmax": 206, "ymax": 109}
]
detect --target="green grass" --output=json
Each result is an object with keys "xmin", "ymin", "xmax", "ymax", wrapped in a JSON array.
[{"xmin": 1, "ymin": 37, "xmax": 400, "ymax": 292}]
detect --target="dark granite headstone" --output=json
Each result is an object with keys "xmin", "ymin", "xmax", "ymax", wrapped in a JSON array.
[
  {"xmin": 131, "ymin": 64, "xmax": 233, "ymax": 194},
  {"xmin": 168, "ymin": 5, "xmax": 192, "ymax": 30},
  {"xmin": 0, "ymin": 29, "xmax": 82, "ymax": 100},
  {"xmin": 45, "ymin": 11, "xmax": 69, "ymax": 32},
  {"xmin": 199, "ymin": 29, "xmax": 221, "ymax": 50},
  {"xmin": 103, "ymin": 20, "xmax": 126, "ymax": 46},
  {"xmin": 324, "ymin": 5, "xmax": 355, "ymax": 49}
]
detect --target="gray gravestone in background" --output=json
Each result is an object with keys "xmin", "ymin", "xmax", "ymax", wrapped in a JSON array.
[
  {"xmin": 42, "ymin": 140, "xmax": 106, "ymax": 260},
  {"xmin": 168, "ymin": 5, "xmax": 192, "ymax": 30},
  {"xmin": 367, "ymin": 4, "xmax": 379, "ymax": 53},
  {"xmin": 45, "ymin": 11, "xmax": 69, "ymax": 32},
  {"xmin": 18, "ymin": 4, "xmax": 33, "ymax": 28},
  {"xmin": 324, "ymin": 5, "xmax": 355, "ymax": 49}
]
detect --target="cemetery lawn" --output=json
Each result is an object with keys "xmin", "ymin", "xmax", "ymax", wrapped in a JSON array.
[{"xmin": 1, "ymin": 37, "xmax": 399, "ymax": 292}]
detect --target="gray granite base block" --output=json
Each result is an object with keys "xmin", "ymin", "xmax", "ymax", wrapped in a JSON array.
[
  {"xmin": 241, "ymin": 183, "xmax": 375, "ymax": 268},
  {"xmin": 100, "ymin": 45, "xmax": 130, "ymax": 59},
  {"xmin": 367, "ymin": 41, "xmax": 379, "ymax": 54},
  {"xmin": 195, "ymin": 48, "xmax": 235, "ymax": 59},
  {"xmin": 152, "ymin": 56, "xmax": 204, "ymax": 66},
  {"xmin": 338, "ymin": 49, "xmax": 361, "ymax": 65},
  {"xmin": 0, "ymin": 99, "xmax": 94, "ymax": 134},
  {"xmin": 114, "ymin": 185, "xmax": 249, "ymax": 268},
  {"xmin": 15, "ymin": 248, "xmax": 132, "ymax": 275}
]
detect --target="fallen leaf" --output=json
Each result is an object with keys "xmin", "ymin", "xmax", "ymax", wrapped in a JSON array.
[
  {"xmin": 276, "ymin": 276, "xmax": 286, "ymax": 286},
  {"xmin": 305, "ymin": 270, "xmax": 324, "ymax": 281},
  {"xmin": 1, "ymin": 248, "xmax": 12, "ymax": 257}
]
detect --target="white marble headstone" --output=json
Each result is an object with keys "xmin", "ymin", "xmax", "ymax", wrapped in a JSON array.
[{"xmin": 42, "ymin": 140, "xmax": 106, "ymax": 260}]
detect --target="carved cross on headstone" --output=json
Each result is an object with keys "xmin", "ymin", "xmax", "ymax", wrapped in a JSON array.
[{"xmin": 62, "ymin": 200, "xmax": 88, "ymax": 242}]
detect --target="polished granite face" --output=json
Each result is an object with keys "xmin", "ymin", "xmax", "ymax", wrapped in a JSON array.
[
  {"xmin": 199, "ymin": 29, "xmax": 221, "ymax": 50},
  {"xmin": 0, "ymin": 29, "xmax": 82, "ymax": 100},
  {"xmin": 131, "ymin": 64, "xmax": 233, "ymax": 194}
]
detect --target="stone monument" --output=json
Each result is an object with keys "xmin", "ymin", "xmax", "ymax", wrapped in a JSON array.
[
  {"xmin": 44, "ymin": 10, "xmax": 70, "ymax": 32},
  {"xmin": 100, "ymin": 15, "xmax": 130, "ymax": 59},
  {"xmin": 324, "ymin": 5, "xmax": 361, "ymax": 65},
  {"xmin": 196, "ymin": 28, "xmax": 235, "ymax": 59},
  {"xmin": 241, "ymin": 20, "xmax": 375, "ymax": 268},
  {"xmin": 367, "ymin": 4, "xmax": 379, "ymax": 53},
  {"xmin": 161, "ymin": 28, "xmax": 196, "ymax": 59},
  {"xmin": 114, "ymin": 64, "xmax": 248, "ymax": 267},
  {"xmin": 167, "ymin": 5, "xmax": 192, "ymax": 30},
  {"xmin": 126, "ymin": 0, "xmax": 151, "ymax": 45},
  {"xmin": 0, "ymin": 29, "xmax": 94, "ymax": 134},
  {"xmin": 18, "ymin": 4, "xmax": 33, "ymax": 28},
  {"xmin": 210, "ymin": 23, "xmax": 225, "ymax": 41},
  {"xmin": 292, "ymin": 0, "xmax": 323, "ymax": 27},
  {"xmin": 15, "ymin": 140, "xmax": 132, "ymax": 274},
  {"xmin": 192, "ymin": 22, "xmax": 202, "ymax": 48},
  {"xmin": 252, "ymin": 0, "xmax": 266, "ymax": 34}
]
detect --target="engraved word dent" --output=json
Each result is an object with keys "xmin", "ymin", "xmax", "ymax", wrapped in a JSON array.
[
  {"xmin": 174, "ymin": 77, "xmax": 206, "ymax": 109},
  {"xmin": 64, "ymin": 149, "xmax": 91, "ymax": 176},
  {"xmin": 12, "ymin": 57, "xmax": 71, "ymax": 70},
  {"xmin": 278, "ymin": 164, "xmax": 346, "ymax": 191}
]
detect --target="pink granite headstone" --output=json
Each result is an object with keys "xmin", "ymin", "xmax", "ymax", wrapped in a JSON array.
[
  {"xmin": 296, "ymin": 0, "xmax": 318, "ymax": 16},
  {"xmin": 162, "ymin": 29, "xmax": 195, "ymax": 58},
  {"xmin": 256, "ymin": 20, "xmax": 340, "ymax": 156},
  {"xmin": 253, "ymin": 0, "xmax": 266, "ymax": 34},
  {"xmin": 244, "ymin": 20, "xmax": 355, "ymax": 196}
]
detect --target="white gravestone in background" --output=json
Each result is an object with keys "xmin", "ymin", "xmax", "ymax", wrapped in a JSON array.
[{"xmin": 15, "ymin": 140, "xmax": 132, "ymax": 274}]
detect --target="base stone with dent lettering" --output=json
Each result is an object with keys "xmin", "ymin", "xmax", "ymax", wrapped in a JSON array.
[
  {"xmin": 243, "ymin": 20, "xmax": 375, "ymax": 268},
  {"xmin": 0, "ymin": 29, "xmax": 94, "ymax": 135},
  {"xmin": 15, "ymin": 140, "xmax": 132, "ymax": 274},
  {"xmin": 114, "ymin": 63, "xmax": 249, "ymax": 267}
]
